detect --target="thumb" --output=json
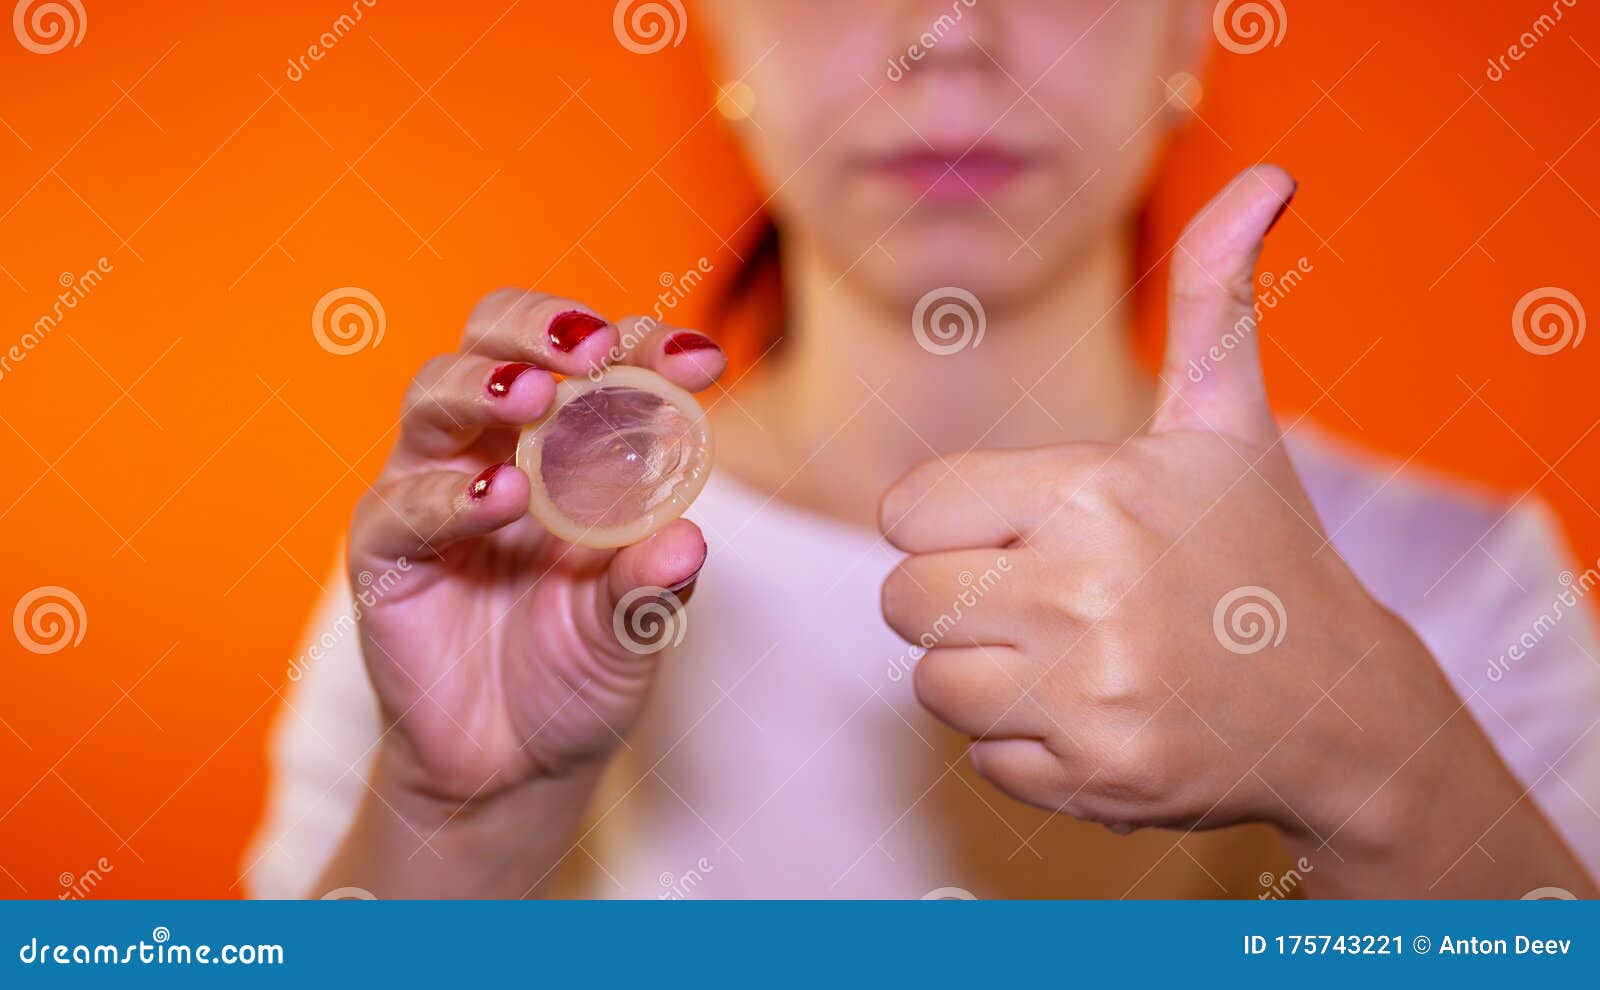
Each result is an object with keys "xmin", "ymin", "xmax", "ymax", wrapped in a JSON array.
[
  {"xmin": 1152, "ymin": 164, "xmax": 1297, "ymax": 442},
  {"xmin": 591, "ymin": 518, "xmax": 706, "ymax": 658}
]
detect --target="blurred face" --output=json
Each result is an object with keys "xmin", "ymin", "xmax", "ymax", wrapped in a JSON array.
[{"xmin": 699, "ymin": 0, "xmax": 1206, "ymax": 309}]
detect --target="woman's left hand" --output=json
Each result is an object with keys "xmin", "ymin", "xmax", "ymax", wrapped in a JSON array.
[{"xmin": 879, "ymin": 166, "xmax": 1595, "ymax": 896}]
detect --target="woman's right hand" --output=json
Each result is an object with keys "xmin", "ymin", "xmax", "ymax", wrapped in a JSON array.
[{"xmin": 321, "ymin": 289, "xmax": 725, "ymax": 897}]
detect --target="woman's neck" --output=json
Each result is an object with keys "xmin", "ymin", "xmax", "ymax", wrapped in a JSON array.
[{"xmin": 710, "ymin": 228, "xmax": 1155, "ymax": 528}]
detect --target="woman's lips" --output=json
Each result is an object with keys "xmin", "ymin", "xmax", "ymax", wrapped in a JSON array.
[{"xmin": 867, "ymin": 147, "xmax": 1037, "ymax": 201}]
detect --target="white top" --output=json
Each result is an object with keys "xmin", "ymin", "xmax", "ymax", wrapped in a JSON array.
[{"xmin": 243, "ymin": 425, "xmax": 1600, "ymax": 897}]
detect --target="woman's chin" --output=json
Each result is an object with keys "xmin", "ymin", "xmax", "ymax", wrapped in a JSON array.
[{"xmin": 851, "ymin": 250, "xmax": 1054, "ymax": 314}]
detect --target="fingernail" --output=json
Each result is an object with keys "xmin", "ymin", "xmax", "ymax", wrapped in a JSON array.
[
  {"xmin": 1267, "ymin": 191, "xmax": 1296, "ymax": 234},
  {"xmin": 468, "ymin": 464, "xmax": 506, "ymax": 500},
  {"xmin": 665, "ymin": 572, "xmax": 700, "ymax": 594},
  {"xmin": 663, "ymin": 332, "xmax": 719, "ymax": 355},
  {"xmin": 486, "ymin": 362, "xmax": 537, "ymax": 398},
  {"xmin": 549, "ymin": 311, "xmax": 607, "ymax": 353}
]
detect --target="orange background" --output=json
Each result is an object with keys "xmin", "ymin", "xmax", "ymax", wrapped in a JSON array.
[{"xmin": 1, "ymin": 2, "xmax": 1596, "ymax": 897}]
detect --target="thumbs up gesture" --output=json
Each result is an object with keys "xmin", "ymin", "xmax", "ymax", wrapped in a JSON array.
[{"xmin": 877, "ymin": 166, "xmax": 1571, "ymax": 889}]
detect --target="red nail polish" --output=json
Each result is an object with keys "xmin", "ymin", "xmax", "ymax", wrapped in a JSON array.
[
  {"xmin": 666, "ymin": 571, "xmax": 700, "ymax": 593},
  {"xmin": 548, "ymin": 311, "xmax": 607, "ymax": 353},
  {"xmin": 486, "ymin": 362, "xmax": 537, "ymax": 398},
  {"xmin": 663, "ymin": 332, "xmax": 719, "ymax": 355},
  {"xmin": 468, "ymin": 464, "xmax": 505, "ymax": 500}
]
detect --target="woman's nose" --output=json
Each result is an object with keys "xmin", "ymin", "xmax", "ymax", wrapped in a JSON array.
[{"xmin": 892, "ymin": 0, "xmax": 996, "ymax": 69}]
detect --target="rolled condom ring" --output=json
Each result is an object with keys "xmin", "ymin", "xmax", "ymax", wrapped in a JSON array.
[{"xmin": 516, "ymin": 365, "xmax": 713, "ymax": 549}]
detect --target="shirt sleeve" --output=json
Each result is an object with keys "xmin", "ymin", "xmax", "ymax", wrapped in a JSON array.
[
  {"xmin": 1407, "ymin": 499, "xmax": 1600, "ymax": 879},
  {"xmin": 240, "ymin": 567, "xmax": 382, "ymax": 899}
]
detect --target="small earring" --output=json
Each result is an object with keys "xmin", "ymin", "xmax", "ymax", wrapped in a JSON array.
[
  {"xmin": 716, "ymin": 80, "xmax": 756, "ymax": 121},
  {"xmin": 1163, "ymin": 71, "xmax": 1204, "ymax": 124}
]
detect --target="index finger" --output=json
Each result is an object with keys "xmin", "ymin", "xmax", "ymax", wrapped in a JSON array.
[
  {"xmin": 462, "ymin": 287, "xmax": 622, "ymax": 377},
  {"xmin": 879, "ymin": 446, "xmax": 1106, "ymax": 554}
]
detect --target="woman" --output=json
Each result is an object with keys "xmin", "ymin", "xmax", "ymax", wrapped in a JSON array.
[{"xmin": 247, "ymin": 1, "xmax": 1599, "ymax": 898}]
